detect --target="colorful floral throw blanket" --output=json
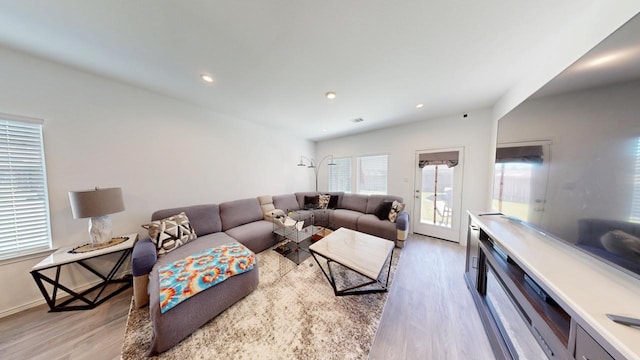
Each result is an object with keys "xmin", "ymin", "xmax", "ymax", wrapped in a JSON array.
[{"xmin": 158, "ymin": 242, "xmax": 255, "ymax": 313}]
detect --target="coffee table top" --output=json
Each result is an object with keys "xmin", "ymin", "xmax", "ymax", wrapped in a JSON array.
[{"xmin": 309, "ymin": 228, "xmax": 394, "ymax": 280}]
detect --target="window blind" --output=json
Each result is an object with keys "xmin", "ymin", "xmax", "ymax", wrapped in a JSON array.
[
  {"xmin": 0, "ymin": 116, "xmax": 52, "ymax": 260},
  {"xmin": 631, "ymin": 137, "xmax": 640, "ymax": 223},
  {"xmin": 357, "ymin": 154, "xmax": 388, "ymax": 195},
  {"xmin": 328, "ymin": 157, "xmax": 351, "ymax": 193},
  {"xmin": 418, "ymin": 151, "xmax": 459, "ymax": 168},
  {"xmin": 495, "ymin": 146, "xmax": 543, "ymax": 164}
]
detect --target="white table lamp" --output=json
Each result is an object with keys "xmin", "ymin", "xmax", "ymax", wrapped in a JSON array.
[{"xmin": 69, "ymin": 187, "xmax": 125, "ymax": 247}]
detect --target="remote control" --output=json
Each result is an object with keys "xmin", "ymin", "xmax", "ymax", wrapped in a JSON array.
[{"xmin": 606, "ymin": 314, "xmax": 640, "ymax": 327}]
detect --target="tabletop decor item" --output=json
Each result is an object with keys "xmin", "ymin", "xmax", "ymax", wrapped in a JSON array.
[{"xmin": 69, "ymin": 187, "xmax": 125, "ymax": 247}]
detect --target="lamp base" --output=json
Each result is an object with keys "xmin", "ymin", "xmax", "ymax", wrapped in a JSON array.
[{"xmin": 88, "ymin": 215, "xmax": 113, "ymax": 247}]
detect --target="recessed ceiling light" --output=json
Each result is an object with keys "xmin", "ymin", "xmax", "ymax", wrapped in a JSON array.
[
  {"xmin": 200, "ymin": 74, "xmax": 214, "ymax": 83},
  {"xmin": 325, "ymin": 91, "xmax": 336, "ymax": 100},
  {"xmin": 322, "ymin": 128, "xmax": 327, "ymax": 132},
  {"xmin": 416, "ymin": 103, "xmax": 424, "ymax": 109}
]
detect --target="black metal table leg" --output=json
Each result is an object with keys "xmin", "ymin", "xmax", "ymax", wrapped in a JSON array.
[{"xmin": 29, "ymin": 248, "xmax": 133, "ymax": 312}]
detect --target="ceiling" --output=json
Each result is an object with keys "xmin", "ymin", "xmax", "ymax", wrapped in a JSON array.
[
  {"xmin": 0, "ymin": 1, "xmax": 632, "ymax": 141},
  {"xmin": 534, "ymin": 12, "xmax": 640, "ymax": 98}
]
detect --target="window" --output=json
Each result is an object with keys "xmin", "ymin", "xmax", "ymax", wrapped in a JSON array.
[
  {"xmin": 357, "ymin": 154, "xmax": 388, "ymax": 195},
  {"xmin": 0, "ymin": 115, "xmax": 52, "ymax": 260},
  {"xmin": 632, "ymin": 137, "xmax": 640, "ymax": 223},
  {"xmin": 492, "ymin": 143, "xmax": 549, "ymax": 226},
  {"xmin": 492, "ymin": 162, "xmax": 535, "ymax": 221},
  {"xmin": 328, "ymin": 157, "xmax": 351, "ymax": 193}
]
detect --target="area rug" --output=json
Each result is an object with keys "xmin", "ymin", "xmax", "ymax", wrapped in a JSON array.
[{"xmin": 121, "ymin": 246, "xmax": 401, "ymax": 359}]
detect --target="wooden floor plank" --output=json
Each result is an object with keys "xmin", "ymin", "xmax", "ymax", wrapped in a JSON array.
[{"xmin": 0, "ymin": 234, "xmax": 494, "ymax": 360}]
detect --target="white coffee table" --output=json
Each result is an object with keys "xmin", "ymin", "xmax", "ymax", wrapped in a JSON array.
[{"xmin": 309, "ymin": 227, "xmax": 395, "ymax": 296}]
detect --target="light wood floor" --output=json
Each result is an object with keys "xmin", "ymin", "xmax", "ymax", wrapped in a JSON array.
[{"xmin": 0, "ymin": 234, "xmax": 494, "ymax": 360}]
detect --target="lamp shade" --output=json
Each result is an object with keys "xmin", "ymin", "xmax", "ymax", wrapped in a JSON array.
[{"xmin": 68, "ymin": 187, "xmax": 125, "ymax": 219}]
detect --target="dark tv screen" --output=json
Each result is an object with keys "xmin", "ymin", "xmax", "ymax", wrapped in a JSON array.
[{"xmin": 493, "ymin": 17, "xmax": 640, "ymax": 279}]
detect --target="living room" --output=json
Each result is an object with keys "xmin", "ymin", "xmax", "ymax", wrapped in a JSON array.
[{"xmin": 1, "ymin": 2, "xmax": 639, "ymax": 359}]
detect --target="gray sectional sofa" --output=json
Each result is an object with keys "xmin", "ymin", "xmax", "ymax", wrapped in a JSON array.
[{"xmin": 131, "ymin": 191, "xmax": 409, "ymax": 354}]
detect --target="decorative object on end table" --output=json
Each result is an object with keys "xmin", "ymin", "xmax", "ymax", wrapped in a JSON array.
[{"xmin": 68, "ymin": 187, "xmax": 125, "ymax": 247}]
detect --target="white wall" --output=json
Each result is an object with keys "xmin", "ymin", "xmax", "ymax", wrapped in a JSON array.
[
  {"xmin": 315, "ymin": 109, "xmax": 495, "ymax": 245},
  {"xmin": 0, "ymin": 46, "xmax": 314, "ymax": 316},
  {"xmin": 498, "ymin": 80, "xmax": 640, "ymax": 242},
  {"xmin": 494, "ymin": 2, "xmax": 640, "ymax": 121}
]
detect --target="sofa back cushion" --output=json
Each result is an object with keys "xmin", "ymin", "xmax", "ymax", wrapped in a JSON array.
[
  {"xmin": 272, "ymin": 194, "xmax": 300, "ymax": 212},
  {"xmin": 340, "ymin": 193, "xmax": 369, "ymax": 213},
  {"xmin": 366, "ymin": 195, "xmax": 403, "ymax": 214},
  {"xmin": 152, "ymin": 204, "xmax": 221, "ymax": 236},
  {"xmin": 257, "ymin": 195, "xmax": 275, "ymax": 214},
  {"xmin": 219, "ymin": 198, "xmax": 264, "ymax": 231}
]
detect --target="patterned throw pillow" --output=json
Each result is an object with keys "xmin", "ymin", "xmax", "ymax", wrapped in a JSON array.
[
  {"xmin": 318, "ymin": 194, "xmax": 331, "ymax": 209},
  {"xmin": 388, "ymin": 200, "xmax": 406, "ymax": 223},
  {"xmin": 142, "ymin": 212, "xmax": 197, "ymax": 256}
]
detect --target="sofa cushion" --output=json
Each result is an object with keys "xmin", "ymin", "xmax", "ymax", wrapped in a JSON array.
[
  {"xmin": 142, "ymin": 212, "xmax": 198, "ymax": 256},
  {"xmin": 131, "ymin": 238, "xmax": 157, "ymax": 276},
  {"xmin": 273, "ymin": 194, "xmax": 300, "ymax": 212},
  {"xmin": 219, "ymin": 198, "xmax": 264, "ymax": 231},
  {"xmin": 332, "ymin": 209, "xmax": 363, "ymax": 231},
  {"xmin": 357, "ymin": 214, "xmax": 397, "ymax": 241},
  {"xmin": 147, "ymin": 232, "xmax": 258, "ymax": 354},
  {"xmin": 225, "ymin": 220, "xmax": 275, "ymax": 253},
  {"xmin": 340, "ymin": 193, "xmax": 368, "ymax": 213},
  {"xmin": 365, "ymin": 195, "xmax": 403, "ymax": 214},
  {"xmin": 374, "ymin": 201, "xmax": 394, "ymax": 220},
  {"xmin": 152, "ymin": 204, "xmax": 221, "ymax": 236},
  {"xmin": 389, "ymin": 200, "xmax": 406, "ymax": 223},
  {"xmin": 258, "ymin": 195, "xmax": 274, "ymax": 213}
]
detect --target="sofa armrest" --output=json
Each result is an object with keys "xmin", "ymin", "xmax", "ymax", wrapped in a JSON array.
[
  {"xmin": 131, "ymin": 238, "xmax": 156, "ymax": 308},
  {"xmin": 395, "ymin": 212, "xmax": 410, "ymax": 247},
  {"xmin": 132, "ymin": 237, "xmax": 157, "ymax": 276}
]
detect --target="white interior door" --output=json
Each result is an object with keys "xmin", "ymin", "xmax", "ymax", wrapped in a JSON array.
[{"xmin": 412, "ymin": 147, "xmax": 464, "ymax": 242}]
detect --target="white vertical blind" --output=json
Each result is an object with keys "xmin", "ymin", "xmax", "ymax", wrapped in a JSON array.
[
  {"xmin": 357, "ymin": 154, "xmax": 388, "ymax": 195},
  {"xmin": 328, "ymin": 157, "xmax": 351, "ymax": 193},
  {"xmin": 631, "ymin": 137, "xmax": 640, "ymax": 223},
  {"xmin": 0, "ymin": 115, "xmax": 52, "ymax": 260}
]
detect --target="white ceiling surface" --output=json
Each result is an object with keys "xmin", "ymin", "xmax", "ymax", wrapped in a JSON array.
[
  {"xmin": 0, "ymin": 1, "xmax": 614, "ymax": 140},
  {"xmin": 534, "ymin": 13, "xmax": 640, "ymax": 98}
]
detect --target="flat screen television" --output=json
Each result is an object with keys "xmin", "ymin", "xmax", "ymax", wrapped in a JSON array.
[{"xmin": 493, "ymin": 14, "xmax": 640, "ymax": 280}]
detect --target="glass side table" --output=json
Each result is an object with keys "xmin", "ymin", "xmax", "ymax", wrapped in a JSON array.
[{"xmin": 273, "ymin": 215, "xmax": 322, "ymax": 265}]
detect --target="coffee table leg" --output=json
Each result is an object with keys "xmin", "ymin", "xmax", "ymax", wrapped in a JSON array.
[{"xmin": 310, "ymin": 249, "xmax": 392, "ymax": 296}]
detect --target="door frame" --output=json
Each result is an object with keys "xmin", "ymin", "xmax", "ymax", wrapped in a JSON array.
[{"xmin": 412, "ymin": 146, "xmax": 465, "ymax": 242}]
